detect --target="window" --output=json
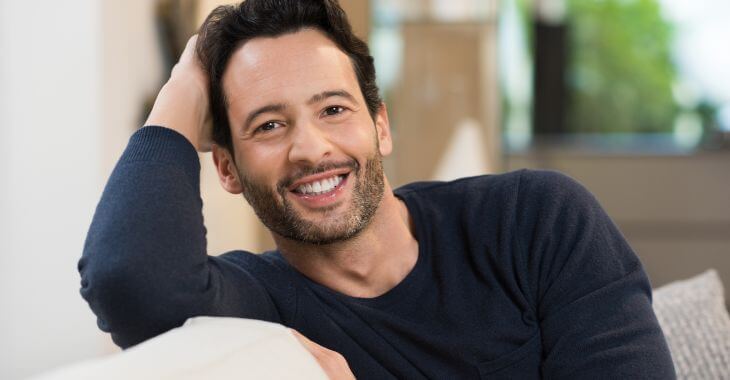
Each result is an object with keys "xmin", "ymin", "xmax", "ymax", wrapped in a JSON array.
[{"xmin": 501, "ymin": 0, "xmax": 730, "ymax": 153}]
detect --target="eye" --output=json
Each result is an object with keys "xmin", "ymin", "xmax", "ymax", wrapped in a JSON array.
[
  {"xmin": 322, "ymin": 106, "xmax": 346, "ymax": 117},
  {"xmin": 255, "ymin": 121, "xmax": 283, "ymax": 134}
]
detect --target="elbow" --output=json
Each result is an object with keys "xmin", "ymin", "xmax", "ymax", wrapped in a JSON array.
[
  {"xmin": 78, "ymin": 244, "xmax": 206, "ymax": 349},
  {"xmin": 78, "ymin": 251, "xmax": 131, "ymax": 326},
  {"xmin": 78, "ymin": 248, "xmax": 160, "ymax": 348}
]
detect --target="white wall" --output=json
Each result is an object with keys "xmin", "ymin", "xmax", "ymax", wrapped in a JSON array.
[
  {"xmin": 0, "ymin": 0, "xmax": 168, "ymax": 378},
  {"xmin": 0, "ymin": 1, "xmax": 107, "ymax": 378}
]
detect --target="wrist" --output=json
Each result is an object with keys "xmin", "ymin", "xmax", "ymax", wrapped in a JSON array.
[
  {"xmin": 162, "ymin": 78, "xmax": 209, "ymax": 120},
  {"xmin": 145, "ymin": 79, "xmax": 209, "ymax": 151}
]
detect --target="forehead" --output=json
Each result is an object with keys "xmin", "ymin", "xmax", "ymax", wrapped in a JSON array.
[{"xmin": 222, "ymin": 28, "xmax": 361, "ymax": 112}]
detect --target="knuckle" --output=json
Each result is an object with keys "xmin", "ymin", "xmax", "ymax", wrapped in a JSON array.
[
  {"xmin": 326, "ymin": 350, "xmax": 346, "ymax": 363},
  {"xmin": 332, "ymin": 352, "xmax": 345, "ymax": 361}
]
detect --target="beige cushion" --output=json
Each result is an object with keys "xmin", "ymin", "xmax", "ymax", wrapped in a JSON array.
[
  {"xmin": 32, "ymin": 317, "xmax": 328, "ymax": 380},
  {"xmin": 653, "ymin": 269, "xmax": 730, "ymax": 379}
]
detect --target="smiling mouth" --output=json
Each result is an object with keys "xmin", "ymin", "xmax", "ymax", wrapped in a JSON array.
[{"xmin": 292, "ymin": 173, "xmax": 348, "ymax": 196}]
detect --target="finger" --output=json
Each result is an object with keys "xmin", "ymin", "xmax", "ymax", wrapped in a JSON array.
[
  {"xmin": 179, "ymin": 34, "xmax": 199, "ymax": 63},
  {"xmin": 291, "ymin": 329, "xmax": 342, "ymax": 365},
  {"xmin": 291, "ymin": 330, "xmax": 351, "ymax": 380},
  {"xmin": 291, "ymin": 329, "xmax": 321, "ymax": 354}
]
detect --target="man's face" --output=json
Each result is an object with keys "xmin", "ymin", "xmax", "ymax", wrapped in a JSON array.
[{"xmin": 217, "ymin": 28, "xmax": 392, "ymax": 245}]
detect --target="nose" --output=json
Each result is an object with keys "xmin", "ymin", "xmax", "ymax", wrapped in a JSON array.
[{"xmin": 287, "ymin": 120, "xmax": 333, "ymax": 165}]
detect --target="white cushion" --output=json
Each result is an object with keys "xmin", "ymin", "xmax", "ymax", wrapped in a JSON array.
[
  {"xmin": 32, "ymin": 317, "xmax": 328, "ymax": 380},
  {"xmin": 653, "ymin": 269, "xmax": 730, "ymax": 379}
]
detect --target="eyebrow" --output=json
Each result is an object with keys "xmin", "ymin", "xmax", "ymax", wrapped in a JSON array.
[
  {"xmin": 306, "ymin": 89, "xmax": 358, "ymax": 105},
  {"xmin": 243, "ymin": 89, "xmax": 358, "ymax": 130}
]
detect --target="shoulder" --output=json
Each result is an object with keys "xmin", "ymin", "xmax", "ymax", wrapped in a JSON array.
[
  {"xmin": 514, "ymin": 169, "xmax": 602, "ymax": 220},
  {"xmin": 209, "ymin": 250, "xmax": 296, "ymax": 294},
  {"xmin": 393, "ymin": 170, "xmax": 559, "ymax": 230},
  {"xmin": 516, "ymin": 169, "xmax": 593, "ymax": 199},
  {"xmin": 215, "ymin": 249, "xmax": 291, "ymax": 275},
  {"xmin": 394, "ymin": 170, "xmax": 523, "ymax": 202},
  {"xmin": 395, "ymin": 170, "xmax": 603, "ymax": 236},
  {"xmin": 214, "ymin": 250, "xmax": 299, "ymax": 322},
  {"xmin": 394, "ymin": 169, "xmax": 590, "ymax": 206}
]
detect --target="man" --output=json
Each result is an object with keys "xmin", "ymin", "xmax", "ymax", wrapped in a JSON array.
[{"xmin": 79, "ymin": 0, "xmax": 675, "ymax": 378}]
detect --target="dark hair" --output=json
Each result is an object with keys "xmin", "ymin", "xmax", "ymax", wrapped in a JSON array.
[{"xmin": 196, "ymin": 0, "xmax": 381, "ymax": 153}]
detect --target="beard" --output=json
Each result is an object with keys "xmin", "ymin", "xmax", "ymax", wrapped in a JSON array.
[{"xmin": 238, "ymin": 151, "xmax": 385, "ymax": 245}]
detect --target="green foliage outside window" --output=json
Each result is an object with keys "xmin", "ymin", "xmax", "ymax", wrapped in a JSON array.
[{"xmin": 566, "ymin": 0, "xmax": 679, "ymax": 133}]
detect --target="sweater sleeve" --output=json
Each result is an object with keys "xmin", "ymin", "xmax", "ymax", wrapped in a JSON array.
[
  {"xmin": 78, "ymin": 126, "xmax": 279, "ymax": 349},
  {"xmin": 515, "ymin": 170, "xmax": 675, "ymax": 379}
]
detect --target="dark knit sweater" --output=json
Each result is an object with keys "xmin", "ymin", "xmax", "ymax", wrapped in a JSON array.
[{"xmin": 79, "ymin": 126, "xmax": 675, "ymax": 379}]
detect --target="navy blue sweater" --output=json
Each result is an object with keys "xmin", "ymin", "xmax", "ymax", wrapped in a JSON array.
[{"xmin": 79, "ymin": 126, "xmax": 675, "ymax": 379}]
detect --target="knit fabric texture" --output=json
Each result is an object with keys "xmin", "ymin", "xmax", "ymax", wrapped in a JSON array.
[{"xmin": 654, "ymin": 270, "xmax": 730, "ymax": 379}]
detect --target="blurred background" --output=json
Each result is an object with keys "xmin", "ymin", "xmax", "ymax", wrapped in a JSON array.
[{"xmin": 1, "ymin": 0, "xmax": 728, "ymax": 378}]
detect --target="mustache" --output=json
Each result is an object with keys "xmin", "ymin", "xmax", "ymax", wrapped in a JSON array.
[{"xmin": 277, "ymin": 159, "xmax": 360, "ymax": 191}]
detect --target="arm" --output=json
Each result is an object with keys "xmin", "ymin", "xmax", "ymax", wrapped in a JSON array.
[
  {"xmin": 516, "ymin": 171, "xmax": 675, "ymax": 378},
  {"xmin": 78, "ymin": 37, "xmax": 278, "ymax": 349}
]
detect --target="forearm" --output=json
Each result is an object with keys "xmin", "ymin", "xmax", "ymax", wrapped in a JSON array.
[
  {"xmin": 79, "ymin": 127, "xmax": 211, "ymax": 347},
  {"xmin": 145, "ymin": 79, "xmax": 210, "ymax": 152}
]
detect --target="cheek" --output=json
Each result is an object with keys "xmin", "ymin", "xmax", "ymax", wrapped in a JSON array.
[
  {"xmin": 330, "ymin": 119, "xmax": 378, "ymax": 154},
  {"xmin": 236, "ymin": 145, "xmax": 287, "ymax": 185}
]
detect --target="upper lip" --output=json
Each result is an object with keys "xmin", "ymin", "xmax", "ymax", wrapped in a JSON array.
[{"xmin": 287, "ymin": 169, "xmax": 350, "ymax": 191}]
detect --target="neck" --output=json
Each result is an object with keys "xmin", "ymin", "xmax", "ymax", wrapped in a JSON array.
[{"xmin": 274, "ymin": 180, "xmax": 418, "ymax": 298}]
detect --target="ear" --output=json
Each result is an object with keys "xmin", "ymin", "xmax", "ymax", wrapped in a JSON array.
[
  {"xmin": 374, "ymin": 102, "xmax": 393, "ymax": 157},
  {"xmin": 212, "ymin": 144, "xmax": 243, "ymax": 194}
]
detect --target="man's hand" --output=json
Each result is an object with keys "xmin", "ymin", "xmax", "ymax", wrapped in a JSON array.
[
  {"xmin": 291, "ymin": 329, "xmax": 356, "ymax": 380},
  {"xmin": 145, "ymin": 35, "xmax": 213, "ymax": 152}
]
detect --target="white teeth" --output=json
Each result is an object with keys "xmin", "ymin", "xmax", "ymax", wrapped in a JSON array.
[{"xmin": 296, "ymin": 175, "xmax": 343, "ymax": 195}]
